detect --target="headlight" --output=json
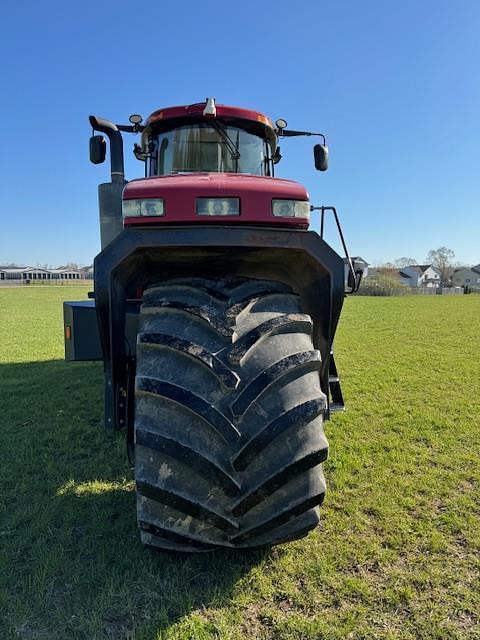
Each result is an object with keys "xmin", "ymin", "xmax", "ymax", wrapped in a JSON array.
[
  {"xmin": 122, "ymin": 198, "xmax": 165, "ymax": 217},
  {"xmin": 196, "ymin": 198, "xmax": 240, "ymax": 216},
  {"xmin": 272, "ymin": 199, "xmax": 310, "ymax": 219}
]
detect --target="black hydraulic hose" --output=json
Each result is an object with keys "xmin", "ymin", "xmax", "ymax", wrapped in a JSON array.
[{"xmin": 89, "ymin": 115, "xmax": 125, "ymax": 183}]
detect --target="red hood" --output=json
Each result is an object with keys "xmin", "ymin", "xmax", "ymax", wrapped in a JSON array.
[
  {"xmin": 122, "ymin": 173, "xmax": 310, "ymax": 226},
  {"xmin": 124, "ymin": 173, "xmax": 308, "ymax": 198}
]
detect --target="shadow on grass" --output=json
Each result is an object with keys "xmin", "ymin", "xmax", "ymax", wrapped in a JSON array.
[{"xmin": 1, "ymin": 360, "xmax": 268, "ymax": 639}]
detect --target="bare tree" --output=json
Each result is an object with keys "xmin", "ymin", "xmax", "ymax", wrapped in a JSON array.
[
  {"xmin": 395, "ymin": 257, "xmax": 417, "ymax": 269},
  {"xmin": 426, "ymin": 247, "xmax": 455, "ymax": 286}
]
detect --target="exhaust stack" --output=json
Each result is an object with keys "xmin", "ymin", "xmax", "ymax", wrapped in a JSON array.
[{"xmin": 89, "ymin": 115, "xmax": 127, "ymax": 249}]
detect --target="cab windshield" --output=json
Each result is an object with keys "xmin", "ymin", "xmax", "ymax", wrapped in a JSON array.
[{"xmin": 148, "ymin": 123, "xmax": 272, "ymax": 176}]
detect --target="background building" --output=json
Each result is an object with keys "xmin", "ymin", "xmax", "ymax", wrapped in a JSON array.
[
  {"xmin": 0, "ymin": 266, "xmax": 82, "ymax": 281},
  {"xmin": 452, "ymin": 265, "xmax": 480, "ymax": 290}
]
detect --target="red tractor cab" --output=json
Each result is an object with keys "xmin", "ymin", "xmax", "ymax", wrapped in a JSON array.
[{"xmin": 122, "ymin": 102, "xmax": 310, "ymax": 227}]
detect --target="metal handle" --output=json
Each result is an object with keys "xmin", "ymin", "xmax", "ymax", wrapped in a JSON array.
[{"xmin": 312, "ymin": 205, "xmax": 362, "ymax": 294}]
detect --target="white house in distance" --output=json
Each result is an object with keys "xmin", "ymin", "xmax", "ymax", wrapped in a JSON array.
[
  {"xmin": 452, "ymin": 265, "xmax": 480, "ymax": 289},
  {"xmin": 399, "ymin": 264, "xmax": 441, "ymax": 288}
]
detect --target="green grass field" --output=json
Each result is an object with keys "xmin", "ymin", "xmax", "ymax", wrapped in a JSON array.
[{"xmin": 1, "ymin": 287, "xmax": 479, "ymax": 640}]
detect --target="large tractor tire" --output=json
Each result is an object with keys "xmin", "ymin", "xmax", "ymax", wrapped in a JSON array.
[{"xmin": 134, "ymin": 277, "xmax": 328, "ymax": 552}]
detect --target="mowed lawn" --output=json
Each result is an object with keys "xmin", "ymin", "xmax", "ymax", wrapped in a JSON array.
[{"xmin": 0, "ymin": 286, "xmax": 479, "ymax": 640}]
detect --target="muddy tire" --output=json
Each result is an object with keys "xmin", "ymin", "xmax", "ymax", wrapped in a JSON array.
[{"xmin": 134, "ymin": 277, "xmax": 328, "ymax": 552}]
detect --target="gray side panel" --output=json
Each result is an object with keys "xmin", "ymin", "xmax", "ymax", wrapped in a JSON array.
[
  {"xmin": 98, "ymin": 181, "xmax": 127, "ymax": 249},
  {"xmin": 64, "ymin": 301, "xmax": 102, "ymax": 361},
  {"xmin": 64, "ymin": 300, "xmax": 138, "ymax": 361}
]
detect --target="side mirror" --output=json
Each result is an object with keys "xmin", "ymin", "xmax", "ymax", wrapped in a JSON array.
[
  {"xmin": 314, "ymin": 144, "xmax": 329, "ymax": 171},
  {"xmin": 89, "ymin": 135, "xmax": 106, "ymax": 164}
]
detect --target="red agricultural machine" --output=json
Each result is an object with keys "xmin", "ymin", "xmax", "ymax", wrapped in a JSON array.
[{"xmin": 64, "ymin": 99, "xmax": 362, "ymax": 552}]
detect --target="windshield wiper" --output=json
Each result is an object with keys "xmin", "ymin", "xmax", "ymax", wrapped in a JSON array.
[{"xmin": 210, "ymin": 121, "xmax": 240, "ymax": 166}]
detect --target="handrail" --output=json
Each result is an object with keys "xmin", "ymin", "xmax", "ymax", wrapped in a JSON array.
[{"xmin": 311, "ymin": 205, "xmax": 363, "ymax": 294}]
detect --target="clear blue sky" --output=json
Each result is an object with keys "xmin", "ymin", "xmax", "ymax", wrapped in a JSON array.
[{"xmin": 0, "ymin": 0, "xmax": 478, "ymax": 267}]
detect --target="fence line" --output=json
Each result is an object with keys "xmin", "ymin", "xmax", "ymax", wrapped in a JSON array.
[
  {"xmin": 0, "ymin": 278, "xmax": 92, "ymax": 287},
  {"xmin": 356, "ymin": 285, "xmax": 464, "ymax": 297}
]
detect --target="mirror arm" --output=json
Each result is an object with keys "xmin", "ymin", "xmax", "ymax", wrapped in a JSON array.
[
  {"xmin": 279, "ymin": 130, "xmax": 326, "ymax": 145},
  {"xmin": 117, "ymin": 124, "xmax": 145, "ymax": 133}
]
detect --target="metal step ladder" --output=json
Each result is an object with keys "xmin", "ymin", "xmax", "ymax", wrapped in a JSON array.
[{"xmin": 328, "ymin": 348, "xmax": 345, "ymax": 414}]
